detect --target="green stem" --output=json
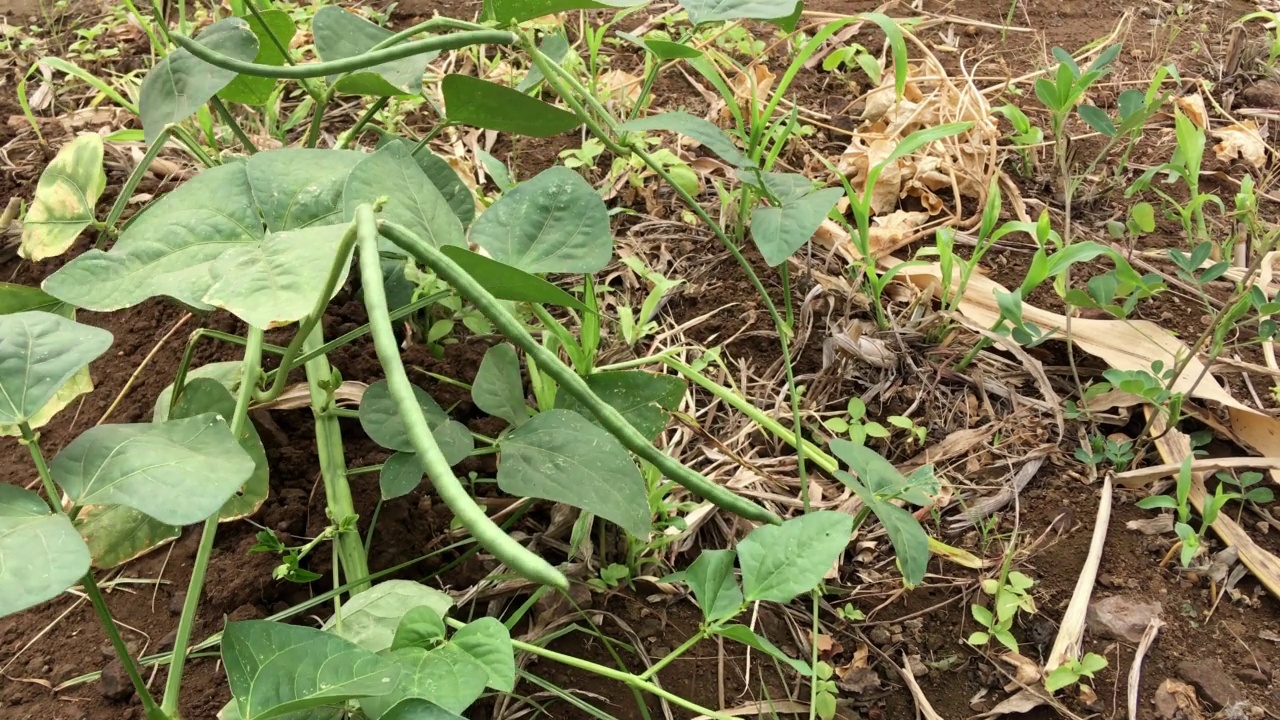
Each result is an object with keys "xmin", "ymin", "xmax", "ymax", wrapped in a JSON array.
[
  {"xmin": 170, "ymin": 126, "xmax": 217, "ymax": 168},
  {"xmin": 171, "ymin": 31, "xmax": 516, "ymax": 79},
  {"xmin": 355, "ymin": 207, "xmax": 567, "ymax": 589},
  {"xmin": 161, "ymin": 327, "xmax": 264, "ymax": 717},
  {"xmin": 638, "ymin": 629, "xmax": 705, "ymax": 681},
  {"xmin": 101, "ymin": 126, "xmax": 174, "ymax": 238},
  {"xmin": 336, "ymin": 97, "xmax": 390, "ymax": 149},
  {"xmin": 379, "ymin": 220, "xmax": 779, "ymax": 526},
  {"xmin": 304, "ymin": 93, "xmax": 329, "ymax": 149},
  {"xmin": 210, "ymin": 96, "xmax": 258, "ymax": 153}
]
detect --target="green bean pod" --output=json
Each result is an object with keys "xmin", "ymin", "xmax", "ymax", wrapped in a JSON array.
[
  {"xmin": 171, "ymin": 30, "xmax": 516, "ymax": 80},
  {"xmin": 354, "ymin": 207, "xmax": 568, "ymax": 590},
  {"xmin": 377, "ymin": 220, "xmax": 783, "ymax": 526}
]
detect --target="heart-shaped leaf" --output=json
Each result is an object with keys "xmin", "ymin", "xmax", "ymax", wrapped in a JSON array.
[
  {"xmin": 380, "ymin": 451, "xmax": 426, "ymax": 500},
  {"xmin": 170, "ymin": 378, "xmax": 269, "ymax": 520},
  {"xmin": 0, "ymin": 311, "xmax": 112, "ymax": 425},
  {"xmin": 219, "ymin": 10, "xmax": 297, "ymax": 106},
  {"xmin": 44, "ymin": 161, "xmax": 264, "ymax": 312},
  {"xmin": 451, "ymin": 618, "xmax": 515, "ymax": 692},
  {"xmin": 443, "ymin": 74, "xmax": 581, "ymax": 137},
  {"xmin": 153, "ymin": 361, "xmax": 244, "ymax": 422},
  {"xmin": 358, "ymin": 380, "xmax": 473, "ymax": 464},
  {"xmin": 554, "ymin": 371, "xmax": 685, "ymax": 441},
  {"xmin": 19, "ymin": 133, "xmax": 106, "ymax": 261},
  {"xmin": 140, "ymin": 18, "xmax": 259, "ymax": 144},
  {"xmin": 472, "ymin": 344, "xmax": 528, "ymax": 427},
  {"xmin": 247, "ymin": 148, "xmax": 364, "ymax": 232},
  {"xmin": 328, "ymin": 580, "xmax": 455, "ymax": 653},
  {"xmin": 344, "ymin": 142, "xmax": 465, "ymax": 254},
  {"xmin": 682, "ymin": 549, "xmax": 742, "ymax": 622},
  {"xmin": 50, "ymin": 414, "xmax": 256, "ymax": 526},
  {"xmin": 621, "ymin": 112, "xmax": 753, "ymax": 168},
  {"xmin": 203, "ymin": 223, "xmax": 353, "ymax": 330},
  {"xmin": 737, "ymin": 512, "xmax": 852, "ymax": 603},
  {"xmin": 484, "ymin": 0, "xmax": 643, "ymax": 24},
  {"xmin": 379, "ymin": 700, "xmax": 465, "ymax": 720},
  {"xmin": 751, "ymin": 186, "xmax": 843, "ymax": 266},
  {"xmin": 498, "ymin": 409, "xmax": 649, "ymax": 536},
  {"xmin": 0, "ymin": 485, "xmax": 91, "ymax": 618},
  {"xmin": 223, "ymin": 620, "xmax": 401, "ymax": 720},
  {"xmin": 76, "ymin": 504, "xmax": 181, "ymax": 569},
  {"xmin": 469, "ymin": 166, "xmax": 612, "ymax": 274},
  {"xmin": 440, "ymin": 247, "xmax": 586, "ymax": 310},
  {"xmin": 390, "ymin": 605, "xmax": 447, "ymax": 651},
  {"xmin": 379, "ymin": 139, "xmax": 476, "ymax": 227},
  {"xmin": 677, "ymin": 0, "xmax": 801, "ymax": 25},
  {"xmin": 358, "ymin": 644, "xmax": 486, "ymax": 719},
  {"xmin": 314, "ymin": 7, "xmax": 429, "ymax": 96}
]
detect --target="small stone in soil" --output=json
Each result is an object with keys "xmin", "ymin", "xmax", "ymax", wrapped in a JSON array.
[
  {"xmin": 867, "ymin": 626, "xmax": 891, "ymax": 646},
  {"xmin": 1153, "ymin": 679, "xmax": 1201, "ymax": 720},
  {"xmin": 167, "ymin": 591, "xmax": 186, "ymax": 616},
  {"xmin": 1178, "ymin": 659, "xmax": 1245, "ymax": 709},
  {"xmin": 1086, "ymin": 595, "xmax": 1161, "ymax": 643},
  {"xmin": 100, "ymin": 660, "xmax": 134, "ymax": 701},
  {"xmin": 1236, "ymin": 668, "xmax": 1269, "ymax": 686},
  {"xmin": 837, "ymin": 666, "xmax": 881, "ymax": 695},
  {"xmin": 158, "ymin": 630, "xmax": 178, "ymax": 653}
]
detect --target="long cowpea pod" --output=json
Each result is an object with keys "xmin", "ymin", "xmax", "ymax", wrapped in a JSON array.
[
  {"xmin": 354, "ymin": 206, "xmax": 569, "ymax": 590},
  {"xmin": 377, "ymin": 219, "xmax": 782, "ymax": 527}
]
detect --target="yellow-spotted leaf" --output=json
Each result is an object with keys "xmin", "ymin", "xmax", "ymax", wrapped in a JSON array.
[{"xmin": 19, "ymin": 134, "xmax": 106, "ymax": 261}]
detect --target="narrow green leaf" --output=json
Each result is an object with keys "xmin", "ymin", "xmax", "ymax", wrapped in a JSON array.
[
  {"xmin": 884, "ymin": 122, "xmax": 974, "ymax": 165},
  {"xmin": 873, "ymin": 500, "xmax": 930, "ymax": 586},
  {"xmin": 554, "ymin": 371, "xmax": 685, "ymax": 441},
  {"xmin": 314, "ymin": 7, "xmax": 429, "ymax": 96},
  {"xmin": 440, "ymin": 246, "xmax": 587, "ymax": 310},
  {"xmin": 621, "ymin": 111, "xmax": 753, "ymax": 168},
  {"xmin": 498, "ymin": 409, "xmax": 650, "ymax": 537},
  {"xmin": 380, "ymin": 451, "xmax": 426, "ymax": 500},
  {"xmin": 737, "ymin": 512, "xmax": 852, "ymax": 603},
  {"xmin": 443, "ymin": 74, "xmax": 580, "ymax": 137},
  {"xmin": 0, "ymin": 485, "xmax": 91, "ymax": 618},
  {"xmin": 19, "ymin": 133, "xmax": 106, "ymax": 261},
  {"xmin": 1077, "ymin": 104, "xmax": 1116, "ymax": 138},
  {"xmin": 683, "ymin": 549, "xmax": 742, "ymax": 622},
  {"xmin": 472, "ymin": 344, "xmax": 529, "ymax": 427},
  {"xmin": 451, "ymin": 617, "xmax": 515, "ymax": 692},
  {"xmin": 358, "ymin": 380, "xmax": 474, "ymax": 464},
  {"xmin": 219, "ymin": 10, "xmax": 296, "ymax": 106},
  {"xmin": 618, "ymin": 32, "xmax": 703, "ymax": 60},
  {"xmin": 328, "ymin": 580, "xmax": 454, "ymax": 653},
  {"xmin": 715, "ymin": 624, "xmax": 812, "ymax": 676},
  {"xmin": 0, "ymin": 311, "xmax": 112, "ymax": 425},
  {"xmin": 344, "ymin": 142, "xmax": 465, "ymax": 254},
  {"xmin": 750, "ymin": 186, "xmax": 842, "ymax": 266}
]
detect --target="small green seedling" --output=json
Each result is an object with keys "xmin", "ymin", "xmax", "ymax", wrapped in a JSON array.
[
  {"xmin": 813, "ymin": 661, "xmax": 839, "ymax": 720},
  {"xmin": 824, "ymin": 397, "xmax": 923, "ymax": 445},
  {"xmin": 1241, "ymin": 11, "xmax": 1280, "ymax": 67},
  {"xmin": 994, "ymin": 103, "xmax": 1044, "ymax": 176},
  {"xmin": 1074, "ymin": 434, "xmax": 1137, "ymax": 470},
  {"xmin": 618, "ymin": 255, "xmax": 684, "ymax": 346},
  {"xmin": 1127, "ymin": 107, "xmax": 1224, "ymax": 246},
  {"xmin": 1046, "ymin": 652, "xmax": 1108, "ymax": 692},
  {"xmin": 836, "ymin": 603, "xmax": 866, "ymax": 622},
  {"xmin": 1136, "ymin": 456, "xmax": 1239, "ymax": 566},
  {"xmin": 821, "ymin": 43, "xmax": 882, "ymax": 84},
  {"xmin": 1034, "ymin": 44, "xmax": 1121, "ymax": 178},
  {"xmin": 968, "ymin": 570, "xmax": 1036, "ymax": 652}
]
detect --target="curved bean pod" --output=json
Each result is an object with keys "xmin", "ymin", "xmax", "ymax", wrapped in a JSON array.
[
  {"xmin": 354, "ymin": 207, "xmax": 569, "ymax": 590},
  {"xmin": 171, "ymin": 30, "xmax": 516, "ymax": 80},
  {"xmin": 377, "ymin": 220, "xmax": 783, "ymax": 527}
]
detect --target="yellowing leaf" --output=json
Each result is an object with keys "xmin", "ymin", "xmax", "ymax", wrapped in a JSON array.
[
  {"xmin": 0, "ymin": 366, "xmax": 93, "ymax": 437},
  {"xmin": 20, "ymin": 134, "xmax": 106, "ymax": 261},
  {"xmin": 1213, "ymin": 121, "xmax": 1268, "ymax": 168}
]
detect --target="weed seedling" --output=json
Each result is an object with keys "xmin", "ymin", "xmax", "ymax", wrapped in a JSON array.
[{"xmin": 1046, "ymin": 652, "xmax": 1109, "ymax": 692}]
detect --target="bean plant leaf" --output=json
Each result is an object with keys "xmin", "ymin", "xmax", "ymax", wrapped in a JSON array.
[
  {"xmin": 247, "ymin": 149, "xmax": 364, "ymax": 232},
  {"xmin": 219, "ymin": 10, "xmax": 296, "ymax": 106},
  {"xmin": 0, "ymin": 484, "xmax": 91, "ymax": 618},
  {"xmin": 170, "ymin": 378, "xmax": 269, "ymax": 520},
  {"xmin": 75, "ymin": 504, "xmax": 181, "ymax": 569},
  {"xmin": 0, "ymin": 283, "xmax": 72, "ymax": 316},
  {"xmin": 44, "ymin": 162, "xmax": 263, "ymax": 312},
  {"xmin": 498, "ymin": 409, "xmax": 649, "ymax": 537},
  {"xmin": 484, "ymin": 0, "xmax": 643, "ymax": 24},
  {"xmin": 715, "ymin": 624, "xmax": 812, "ymax": 676},
  {"xmin": 737, "ymin": 512, "xmax": 852, "ymax": 603},
  {"xmin": 621, "ymin": 112, "xmax": 754, "ymax": 168},
  {"xmin": 390, "ymin": 605, "xmax": 447, "ymax": 651},
  {"xmin": 682, "ymin": 548, "xmax": 742, "ymax": 622},
  {"xmin": 469, "ymin": 166, "xmax": 612, "ymax": 274},
  {"xmin": 223, "ymin": 620, "xmax": 401, "ymax": 720},
  {"xmin": 751, "ymin": 186, "xmax": 843, "ymax": 267},
  {"xmin": 442, "ymin": 74, "xmax": 581, "ymax": 137},
  {"xmin": 0, "ymin": 301, "xmax": 95, "ymax": 436},
  {"xmin": 472, "ymin": 344, "xmax": 528, "ymax": 427},
  {"xmin": 618, "ymin": 32, "xmax": 704, "ymax": 60},
  {"xmin": 380, "ymin": 700, "xmax": 466, "ymax": 720},
  {"xmin": 344, "ymin": 143, "xmax": 465, "ymax": 254},
  {"xmin": 358, "ymin": 644, "xmax": 486, "ymax": 719},
  {"xmin": 554, "ymin": 371, "xmax": 685, "ymax": 441},
  {"xmin": 19, "ymin": 133, "xmax": 106, "ymax": 261},
  {"xmin": 872, "ymin": 501, "xmax": 931, "ymax": 587},
  {"xmin": 0, "ymin": 311, "xmax": 112, "ymax": 425},
  {"xmin": 676, "ymin": 0, "xmax": 800, "ymax": 24},
  {"xmin": 379, "ymin": 139, "xmax": 476, "ymax": 227},
  {"xmin": 313, "ymin": 6, "xmax": 430, "ymax": 96},
  {"xmin": 0, "ymin": 366, "xmax": 93, "ymax": 437},
  {"xmin": 380, "ymin": 451, "xmax": 426, "ymax": 500},
  {"xmin": 830, "ymin": 440, "xmax": 932, "ymax": 506},
  {"xmin": 140, "ymin": 18, "xmax": 259, "ymax": 145},
  {"xmin": 203, "ymin": 224, "xmax": 353, "ymax": 330},
  {"xmin": 451, "ymin": 618, "xmax": 515, "ymax": 692},
  {"xmin": 440, "ymin": 247, "xmax": 586, "ymax": 310},
  {"xmin": 153, "ymin": 361, "xmax": 244, "ymax": 422},
  {"xmin": 328, "ymin": 580, "xmax": 455, "ymax": 653},
  {"xmin": 50, "ymin": 414, "xmax": 256, "ymax": 526},
  {"xmin": 359, "ymin": 380, "xmax": 474, "ymax": 464}
]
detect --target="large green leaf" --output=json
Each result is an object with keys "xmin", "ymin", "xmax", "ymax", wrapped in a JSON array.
[
  {"xmin": 0, "ymin": 283, "xmax": 72, "ymax": 316},
  {"xmin": 442, "ymin": 74, "xmax": 581, "ymax": 137},
  {"xmin": 0, "ymin": 296, "xmax": 94, "ymax": 436},
  {"xmin": 751, "ymin": 186, "xmax": 843, "ymax": 267},
  {"xmin": 314, "ymin": 7, "xmax": 429, "ymax": 96},
  {"xmin": 484, "ymin": 0, "xmax": 643, "ymax": 24},
  {"xmin": 621, "ymin": 112, "xmax": 753, "ymax": 168},
  {"xmin": 737, "ymin": 512, "xmax": 852, "ymax": 603},
  {"xmin": 328, "ymin": 580, "xmax": 455, "ymax": 653},
  {"xmin": 246, "ymin": 149, "xmax": 363, "ymax": 232},
  {"xmin": 153, "ymin": 361, "xmax": 244, "ymax": 422},
  {"xmin": 19, "ymin": 133, "xmax": 106, "ymax": 261},
  {"xmin": 139, "ymin": 18, "xmax": 259, "ymax": 145},
  {"xmin": 440, "ymin": 247, "xmax": 586, "ymax": 310},
  {"xmin": 219, "ymin": 10, "xmax": 297, "ymax": 106},
  {"xmin": 344, "ymin": 143, "xmax": 465, "ymax": 254},
  {"xmin": 468, "ymin": 166, "xmax": 612, "ymax": 274},
  {"xmin": 677, "ymin": 0, "xmax": 800, "ymax": 25},
  {"xmin": 681, "ymin": 549, "xmax": 741, "ymax": 623},
  {"xmin": 380, "ymin": 700, "xmax": 465, "ymax": 720},
  {"xmin": 50, "ymin": 414, "xmax": 256, "ymax": 526},
  {"xmin": 498, "ymin": 409, "xmax": 649, "ymax": 536},
  {"xmin": 0, "ymin": 366, "xmax": 93, "ymax": 437},
  {"xmin": 0, "ymin": 485, "xmax": 91, "ymax": 618},
  {"xmin": 379, "ymin": 139, "xmax": 475, "ymax": 227},
  {"xmin": 0, "ymin": 311, "xmax": 112, "ymax": 425},
  {"xmin": 76, "ymin": 504, "xmax": 181, "ymax": 569},
  {"xmin": 44, "ymin": 161, "xmax": 263, "ymax": 312},
  {"xmin": 554, "ymin": 371, "xmax": 684, "ymax": 442},
  {"xmin": 358, "ymin": 380, "xmax": 473, "ymax": 464},
  {"xmin": 451, "ymin": 618, "xmax": 515, "ymax": 692},
  {"xmin": 358, "ymin": 644, "xmax": 486, "ymax": 719},
  {"xmin": 380, "ymin": 451, "xmax": 426, "ymax": 500},
  {"xmin": 223, "ymin": 620, "xmax": 401, "ymax": 720},
  {"xmin": 203, "ymin": 223, "xmax": 353, "ymax": 330},
  {"xmin": 471, "ymin": 344, "xmax": 528, "ymax": 427},
  {"xmin": 170, "ymin": 378, "xmax": 269, "ymax": 520}
]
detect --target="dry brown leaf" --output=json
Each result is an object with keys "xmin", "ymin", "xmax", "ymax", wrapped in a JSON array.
[
  {"xmin": 1175, "ymin": 93, "xmax": 1208, "ymax": 128},
  {"xmin": 1000, "ymin": 652, "xmax": 1043, "ymax": 687},
  {"xmin": 729, "ymin": 63, "xmax": 776, "ymax": 105},
  {"xmin": 1213, "ymin": 121, "xmax": 1268, "ymax": 168},
  {"xmin": 868, "ymin": 210, "xmax": 930, "ymax": 255}
]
